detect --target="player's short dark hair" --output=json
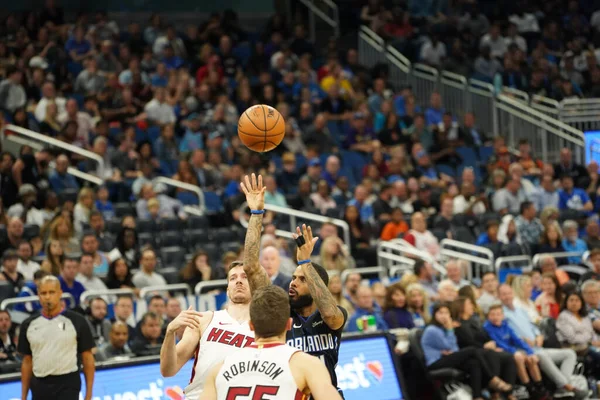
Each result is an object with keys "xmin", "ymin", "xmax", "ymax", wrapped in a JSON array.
[
  {"xmin": 227, "ymin": 260, "xmax": 244, "ymax": 277},
  {"xmin": 310, "ymin": 262, "xmax": 329, "ymax": 286},
  {"xmin": 250, "ymin": 285, "xmax": 290, "ymax": 338}
]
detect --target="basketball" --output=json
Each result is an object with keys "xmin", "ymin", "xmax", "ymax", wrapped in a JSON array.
[{"xmin": 237, "ymin": 104, "xmax": 285, "ymax": 152}]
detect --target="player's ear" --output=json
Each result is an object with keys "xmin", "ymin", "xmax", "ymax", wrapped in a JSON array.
[
  {"xmin": 286, "ymin": 317, "xmax": 292, "ymax": 331},
  {"xmin": 249, "ymin": 321, "xmax": 255, "ymax": 332}
]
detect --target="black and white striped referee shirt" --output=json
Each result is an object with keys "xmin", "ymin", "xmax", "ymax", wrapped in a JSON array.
[{"xmin": 18, "ymin": 310, "xmax": 95, "ymax": 377}]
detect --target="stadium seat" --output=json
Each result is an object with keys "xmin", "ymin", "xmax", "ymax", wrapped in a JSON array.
[
  {"xmin": 213, "ymin": 228, "xmax": 236, "ymax": 243},
  {"xmin": 431, "ymin": 227, "xmax": 447, "ymax": 242},
  {"xmin": 221, "ymin": 242, "xmax": 241, "ymax": 254},
  {"xmin": 160, "ymin": 218, "xmax": 182, "ymax": 232},
  {"xmin": 160, "ymin": 232, "xmax": 183, "ymax": 247},
  {"xmin": 160, "ymin": 267, "xmax": 180, "ymax": 284},
  {"xmin": 136, "ymin": 219, "xmax": 157, "ymax": 234},
  {"xmin": 0, "ymin": 281, "xmax": 14, "ymax": 303},
  {"xmin": 187, "ymin": 215, "xmax": 209, "ymax": 230},
  {"xmin": 114, "ymin": 203, "xmax": 135, "ymax": 218},
  {"xmin": 455, "ymin": 146, "xmax": 478, "ymax": 167},
  {"xmin": 325, "ymin": 207, "xmax": 343, "ymax": 219},
  {"xmin": 436, "ymin": 164, "xmax": 456, "ymax": 178},
  {"xmin": 23, "ymin": 224, "xmax": 40, "ymax": 240},
  {"xmin": 408, "ymin": 329, "xmax": 464, "ymax": 386},
  {"xmin": 160, "ymin": 246, "xmax": 186, "ymax": 269},
  {"xmin": 451, "ymin": 226, "xmax": 475, "ymax": 243},
  {"xmin": 204, "ymin": 191, "xmax": 223, "ymax": 213},
  {"xmin": 200, "ymin": 243, "xmax": 220, "ymax": 264},
  {"xmin": 106, "ymin": 219, "xmax": 122, "ymax": 235},
  {"xmin": 538, "ymin": 318, "xmax": 561, "ymax": 349},
  {"xmin": 478, "ymin": 146, "xmax": 494, "ymax": 164},
  {"xmin": 177, "ymin": 191, "xmax": 199, "ymax": 206},
  {"xmin": 138, "ymin": 232, "xmax": 156, "ymax": 248},
  {"xmin": 60, "ymin": 188, "xmax": 79, "ymax": 204},
  {"xmin": 146, "ymin": 126, "xmax": 161, "ymax": 142},
  {"xmin": 186, "ymin": 229, "xmax": 211, "ymax": 251}
]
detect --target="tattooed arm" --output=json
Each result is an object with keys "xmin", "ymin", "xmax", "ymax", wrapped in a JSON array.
[
  {"xmin": 295, "ymin": 225, "xmax": 346, "ymax": 330},
  {"xmin": 240, "ymin": 174, "xmax": 270, "ymax": 293}
]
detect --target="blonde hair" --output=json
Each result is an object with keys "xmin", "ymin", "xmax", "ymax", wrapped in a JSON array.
[
  {"xmin": 319, "ymin": 237, "xmax": 347, "ymax": 272},
  {"xmin": 540, "ymin": 206, "xmax": 559, "ymax": 227},
  {"xmin": 77, "ymin": 188, "xmax": 95, "ymax": 209},
  {"xmin": 48, "ymin": 215, "xmax": 74, "ymax": 241},
  {"xmin": 399, "ymin": 272, "xmax": 419, "ymax": 290},
  {"xmin": 512, "ymin": 275, "xmax": 532, "ymax": 302},
  {"xmin": 405, "ymin": 283, "xmax": 430, "ymax": 323}
]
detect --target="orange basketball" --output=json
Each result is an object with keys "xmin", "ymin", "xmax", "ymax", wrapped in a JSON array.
[{"xmin": 237, "ymin": 104, "xmax": 285, "ymax": 152}]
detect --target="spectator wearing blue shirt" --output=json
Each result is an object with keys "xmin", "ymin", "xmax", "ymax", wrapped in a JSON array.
[
  {"xmin": 347, "ymin": 185, "xmax": 374, "ymax": 224},
  {"xmin": 561, "ymin": 220, "xmax": 588, "ymax": 264},
  {"xmin": 179, "ymin": 113, "xmax": 205, "ymax": 153},
  {"xmin": 94, "ymin": 186, "xmax": 114, "ymax": 221},
  {"xmin": 161, "ymin": 45, "xmax": 184, "ymax": 70},
  {"xmin": 49, "ymin": 154, "xmax": 80, "ymax": 194},
  {"xmin": 58, "ymin": 256, "xmax": 87, "ymax": 307},
  {"xmin": 65, "ymin": 26, "xmax": 92, "ymax": 64},
  {"xmin": 421, "ymin": 303, "xmax": 510, "ymax": 399},
  {"xmin": 424, "ymin": 92, "xmax": 444, "ymax": 127},
  {"xmin": 367, "ymin": 78, "xmax": 386, "ymax": 114},
  {"xmin": 558, "ymin": 175, "xmax": 593, "ymax": 214},
  {"xmin": 292, "ymin": 71, "xmax": 324, "ymax": 103},
  {"xmin": 483, "ymin": 304, "xmax": 548, "ymax": 396},
  {"xmin": 346, "ymin": 285, "xmax": 388, "ymax": 332},
  {"xmin": 321, "ymin": 155, "xmax": 341, "ymax": 187}
]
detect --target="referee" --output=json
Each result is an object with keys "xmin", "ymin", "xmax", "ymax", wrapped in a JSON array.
[{"xmin": 18, "ymin": 275, "xmax": 95, "ymax": 400}]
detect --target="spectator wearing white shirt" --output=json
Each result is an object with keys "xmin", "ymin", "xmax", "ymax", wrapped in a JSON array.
[
  {"xmin": 132, "ymin": 248, "xmax": 167, "ymax": 289},
  {"xmin": 509, "ymin": 12, "xmax": 540, "ymax": 34},
  {"xmin": 504, "ymin": 23, "xmax": 527, "ymax": 53},
  {"xmin": 0, "ymin": 66, "xmax": 26, "ymax": 113},
  {"xmin": 453, "ymin": 182, "xmax": 487, "ymax": 215},
  {"xmin": 420, "ymin": 35, "xmax": 446, "ymax": 67},
  {"xmin": 479, "ymin": 24, "xmax": 507, "ymax": 59},
  {"xmin": 76, "ymin": 253, "xmax": 108, "ymax": 292},
  {"xmin": 16, "ymin": 240, "xmax": 40, "ymax": 281},
  {"xmin": 34, "ymin": 81, "xmax": 66, "ymax": 122},
  {"xmin": 143, "ymin": 87, "xmax": 175, "ymax": 127},
  {"xmin": 7, "ymin": 184, "xmax": 45, "ymax": 227},
  {"xmin": 152, "ymin": 25, "xmax": 186, "ymax": 58}
]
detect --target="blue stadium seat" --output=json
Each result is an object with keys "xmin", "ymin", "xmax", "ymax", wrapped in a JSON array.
[
  {"xmin": 160, "ymin": 160, "xmax": 178, "ymax": 176},
  {"xmin": 455, "ymin": 146, "xmax": 478, "ymax": 167},
  {"xmin": 436, "ymin": 164, "xmax": 456, "ymax": 178},
  {"xmin": 479, "ymin": 146, "xmax": 494, "ymax": 164},
  {"xmin": 135, "ymin": 128, "xmax": 148, "ymax": 143},
  {"xmin": 203, "ymin": 191, "xmax": 223, "ymax": 213},
  {"xmin": 147, "ymin": 126, "xmax": 161, "ymax": 142},
  {"xmin": 177, "ymin": 191, "xmax": 199, "ymax": 206}
]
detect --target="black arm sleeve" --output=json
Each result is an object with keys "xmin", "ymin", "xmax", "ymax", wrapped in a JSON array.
[
  {"xmin": 17, "ymin": 316, "xmax": 34, "ymax": 355},
  {"xmin": 67, "ymin": 311, "xmax": 95, "ymax": 353}
]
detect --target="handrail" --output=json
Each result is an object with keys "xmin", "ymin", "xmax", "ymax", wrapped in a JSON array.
[
  {"xmin": 5, "ymin": 135, "xmax": 104, "ymax": 186},
  {"xmin": 468, "ymin": 78, "xmax": 495, "ymax": 94},
  {"xmin": 4, "ymin": 124, "xmax": 105, "ymax": 177},
  {"xmin": 1, "ymin": 293, "xmax": 76, "ymax": 310},
  {"xmin": 340, "ymin": 267, "xmax": 387, "ymax": 283},
  {"xmin": 386, "ymin": 45, "xmax": 411, "ymax": 73},
  {"xmin": 238, "ymin": 201, "xmax": 351, "ymax": 247},
  {"xmin": 154, "ymin": 176, "xmax": 205, "ymax": 213},
  {"xmin": 501, "ymin": 87, "xmax": 530, "ymax": 103},
  {"xmin": 497, "ymin": 95, "xmax": 585, "ymax": 146},
  {"xmin": 139, "ymin": 283, "xmax": 191, "ymax": 299},
  {"xmin": 494, "ymin": 255, "xmax": 533, "ymax": 272},
  {"xmin": 441, "ymin": 70, "xmax": 467, "ymax": 87},
  {"xmin": 298, "ymin": 0, "xmax": 340, "ymax": 41},
  {"xmin": 360, "ymin": 25, "xmax": 385, "ymax": 46},
  {"xmin": 80, "ymin": 288, "xmax": 135, "ymax": 305},
  {"xmin": 559, "ymin": 265, "xmax": 589, "ymax": 277},
  {"xmin": 439, "ymin": 239, "xmax": 494, "ymax": 279},
  {"xmin": 377, "ymin": 240, "xmax": 445, "ymax": 274},
  {"xmin": 532, "ymin": 252, "xmax": 585, "ymax": 267},
  {"xmin": 389, "ymin": 265, "xmax": 413, "ymax": 278},
  {"xmin": 195, "ymin": 279, "xmax": 228, "ymax": 295},
  {"xmin": 377, "ymin": 251, "xmax": 416, "ymax": 268},
  {"xmin": 412, "ymin": 62, "xmax": 439, "ymax": 78}
]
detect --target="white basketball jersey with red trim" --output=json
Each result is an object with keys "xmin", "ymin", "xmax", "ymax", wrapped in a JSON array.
[
  {"xmin": 215, "ymin": 343, "xmax": 305, "ymax": 400},
  {"xmin": 184, "ymin": 310, "xmax": 255, "ymax": 400}
]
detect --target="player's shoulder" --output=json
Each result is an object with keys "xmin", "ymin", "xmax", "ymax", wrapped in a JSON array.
[{"xmin": 289, "ymin": 351, "xmax": 323, "ymax": 370}]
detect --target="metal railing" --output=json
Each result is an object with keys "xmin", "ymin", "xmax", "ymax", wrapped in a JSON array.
[
  {"xmin": 358, "ymin": 26, "xmax": 586, "ymax": 163},
  {"xmin": 297, "ymin": 0, "xmax": 340, "ymax": 42},
  {"xmin": 340, "ymin": 267, "xmax": 387, "ymax": 283},
  {"xmin": 439, "ymin": 239, "xmax": 494, "ymax": 279},
  {"xmin": 494, "ymin": 255, "xmax": 533, "ymax": 272},
  {"xmin": 139, "ymin": 283, "xmax": 191, "ymax": 299},
  {"xmin": 80, "ymin": 288, "xmax": 135, "ymax": 305},
  {"xmin": 238, "ymin": 201, "xmax": 351, "ymax": 247},
  {"xmin": 4, "ymin": 124, "xmax": 105, "ymax": 177},
  {"xmin": 377, "ymin": 240, "xmax": 445, "ymax": 275},
  {"xmin": 194, "ymin": 279, "xmax": 228, "ymax": 295},
  {"xmin": 154, "ymin": 176, "xmax": 205, "ymax": 214},
  {"xmin": 1, "ymin": 293, "xmax": 76, "ymax": 310}
]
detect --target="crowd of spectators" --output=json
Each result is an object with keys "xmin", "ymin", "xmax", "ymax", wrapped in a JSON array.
[
  {"xmin": 0, "ymin": 1, "xmax": 600, "ymax": 398},
  {"xmin": 362, "ymin": 0, "xmax": 600, "ymax": 100}
]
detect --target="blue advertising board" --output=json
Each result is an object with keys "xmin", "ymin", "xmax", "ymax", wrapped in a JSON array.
[
  {"xmin": 1, "ymin": 334, "xmax": 404, "ymax": 400},
  {"xmin": 585, "ymin": 130, "xmax": 600, "ymax": 165}
]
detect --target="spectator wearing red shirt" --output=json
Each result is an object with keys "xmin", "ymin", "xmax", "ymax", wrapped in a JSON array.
[{"xmin": 196, "ymin": 54, "xmax": 224, "ymax": 85}]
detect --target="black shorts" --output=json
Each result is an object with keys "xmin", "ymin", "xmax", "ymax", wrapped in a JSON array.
[{"xmin": 31, "ymin": 371, "xmax": 81, "ymax": 400}]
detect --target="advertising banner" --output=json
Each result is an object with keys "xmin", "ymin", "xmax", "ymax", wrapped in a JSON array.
[{"xmin": 1, "ymin": 334, "xmax": 403, "ymax": 400}]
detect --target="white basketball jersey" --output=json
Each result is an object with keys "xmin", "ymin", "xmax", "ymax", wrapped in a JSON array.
[
  {"xmin": 184, "ymin": 310, "xmax": 255, "ymax": 399},
  {"xmin": 215, "ymin": 343, "xmax": 304, "ymax": 400}
]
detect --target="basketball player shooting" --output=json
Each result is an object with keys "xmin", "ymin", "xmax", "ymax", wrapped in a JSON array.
[
  {"xmin": 200, "ymin": 285, "xmax": 342, "ymax": 400},
  {"xmin": 241, "ymin": 174, "xmax": 348, "ymax": 397},
  {"xmin": 159, "ymin": 174, "xmax": 273, "ymax": 399}
]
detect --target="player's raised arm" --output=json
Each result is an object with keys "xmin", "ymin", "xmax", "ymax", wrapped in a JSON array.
[
  {"xmin": 199, "ymin": 362, "xmax": 222, "ymax": 400},
  {"xmin": 160, "ymin": 307, "xmax": 207, "ymax": 377},
  {"xmin": 294, "ymin": 224, "xmax": 346, "ymax": 330},
  {"xmin": 240, "ymin": 173, "xmax": 270, "ymax": 292}
]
